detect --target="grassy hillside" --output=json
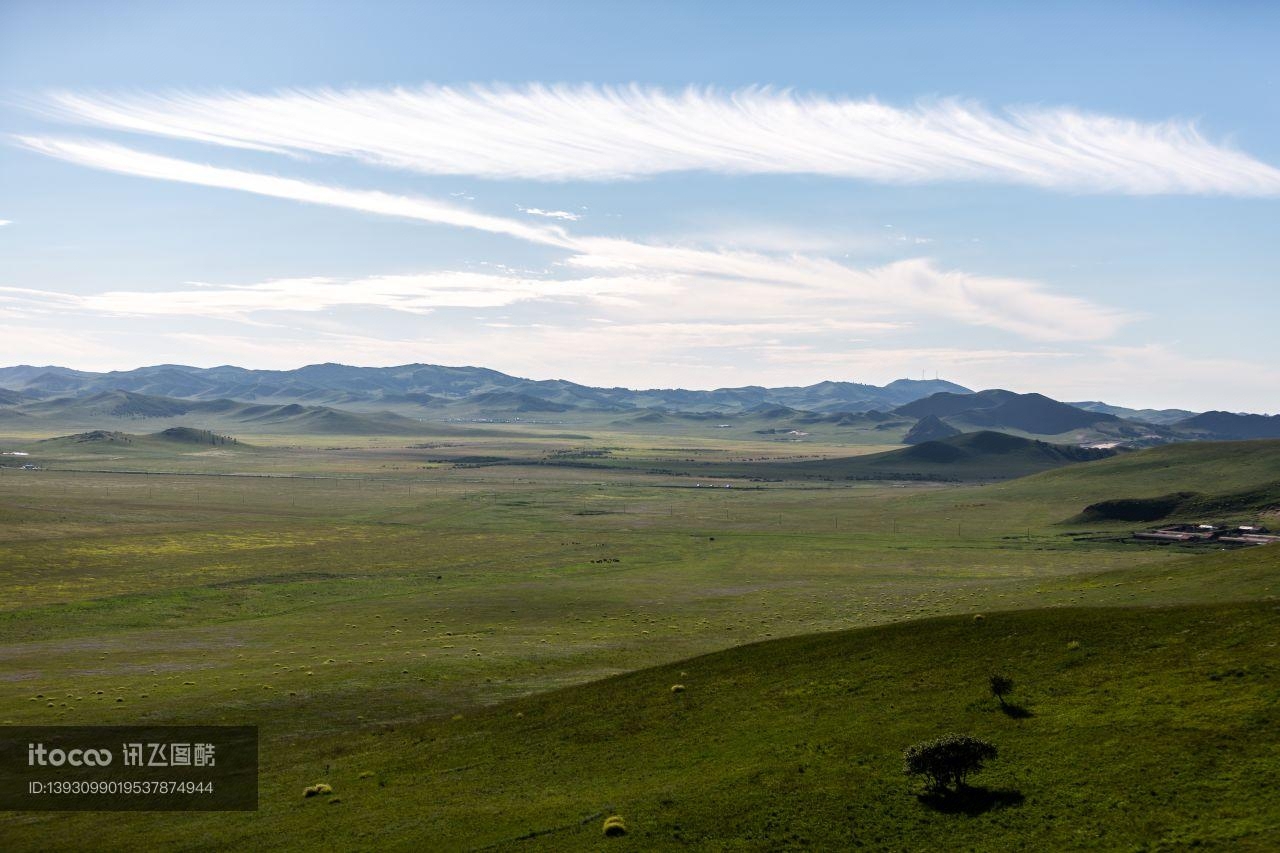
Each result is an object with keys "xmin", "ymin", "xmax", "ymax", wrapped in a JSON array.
[
  {"xmin": 5, "ymin": 588, "xmax": 1276, "ymax": 851},
  {"xmin": 1042, "ymin": 439, "xmax": 1280, "ymax": 495},
  {"xmin": 896, "ymin": 438, "xmax": 1280, "ymax": 532},
  {"xmin": 1174, "ymin": 411, "xmax": 1280, "ymax": 440},
  {"xmin": 1074, "ymin": 481, "xmax": 1280, "ymax": 524},
  {"xmin": 784, "ymin": 431, "xmax": 1115, "ymax": 482},
  {"xmin": 18, "ymin": 429, "xmax": 251, "ymax": 464},
  {"xmin": 902, "ymin": 413, "xmax": 960, "ymax": 444}
]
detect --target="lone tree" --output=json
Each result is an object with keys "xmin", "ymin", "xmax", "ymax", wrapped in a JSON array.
[
  {"xmin": 903, "ymin": 734, "xmax": 998, "ymax": 793},
  {"xmin": 989, "ymin": 673, "xmax": 1014, "ymax": 708}
]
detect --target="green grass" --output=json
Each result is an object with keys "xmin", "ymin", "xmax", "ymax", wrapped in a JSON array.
[
  {"xmin": 1073, "ymin": 481, "xmax": 1280, "ymax": 524},
  {"xmin": 1, "ymin": 429, "xmax": 1278, "ymax": 850},
  {"xmin": 4, "ymin": 592, "xmax": 1276, "ymax": 851}
]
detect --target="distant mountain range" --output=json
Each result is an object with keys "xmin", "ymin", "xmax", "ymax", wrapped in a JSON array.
[
  {"xmin": 0, "ymin": 362, "xmax": 1275, "ymax": 446},
  {"xmin": 0, "ymin": 363, "xmax": 969, "ymax": 414}
]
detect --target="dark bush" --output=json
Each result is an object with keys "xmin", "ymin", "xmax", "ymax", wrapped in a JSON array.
[
  {"xmin": 989, "ymin": 673, "xmax": 1014, "ymax": 707},
  {"xmin": 903, "ymin": 734, "xmax": 998, "ymax": 792}
]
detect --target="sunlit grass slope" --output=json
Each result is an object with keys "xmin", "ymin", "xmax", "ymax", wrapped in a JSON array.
[{"xmin": 5, "ymin": 587, "xmax": 1277, "ymax": 851}]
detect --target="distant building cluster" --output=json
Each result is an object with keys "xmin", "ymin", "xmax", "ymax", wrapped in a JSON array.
[{"xmin": 1134, "ymin": 524, "xmax": 1279, "ymax": 546}]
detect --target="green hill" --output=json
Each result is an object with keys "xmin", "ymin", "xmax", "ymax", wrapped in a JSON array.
[
  {"xmin": 20, "ymin": 582, "xmax": 1276, "ymax": 851},
  {"xmin": 1073, "ymin": 481, "xmax": 1280, "ymax": 524},
  {"xmin": 36, "ymin": 429, "xmax": 137, "ymax": 446},
  {"xmin": 150, "ymin": 427, "xmax": 241, "ymax": 446},
  {"xmin": 1174, "ymin": 411, "xmax": 1280, "ymax": 440},
  {"xmin": 415, "ymin": 601, "xmax": 1275, "ymax": 852},
  {"xmin": 996, "ymin": 439, "xmax": 1280, "ymax": 504},
  {"xmin": 956, "ymin": 392, "xmax": 1119, "ymax": 434},
  {"xmin": 903, "ymin": 413, "xmax": 961, "ymax": 444},
  {"xmin": 787, "ymin": 431, "xmax": 1116, "ymax": 481},
  {"xmin": 31, "ymin": 428, "xmax": 250, "ymax": 459}
]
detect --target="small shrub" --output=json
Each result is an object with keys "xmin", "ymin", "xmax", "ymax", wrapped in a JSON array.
[
  {"xmin": 973, "ymin": 614, "xmax": 986, "ymax": 623},
  {"xmin": 303, "ymin": 783, "xmax": 333, "ymax": 798},
  {"xmin": 989, "ymin": 673, "xmax": 1014, "ymax": 707},
  {"xmin": 1066, "ymin": 640, "xmax": 1081, "ymax": 651},
  {"xmin": 602, "ymin": 815, "xmax": 627, "ymax": 837},
  {"xmin": 903, "ymin": 734, "xmax": 998, "ymax": 793}
]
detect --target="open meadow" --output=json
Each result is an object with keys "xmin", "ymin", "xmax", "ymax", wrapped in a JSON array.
[{"xmin": 1, "ymin": 425, "xmax": 1277, "ymax": 849}]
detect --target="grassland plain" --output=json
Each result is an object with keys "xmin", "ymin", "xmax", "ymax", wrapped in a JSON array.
[{"xmin": 1, "ymin": 429, "xmax": 1278, "ymax": 850}]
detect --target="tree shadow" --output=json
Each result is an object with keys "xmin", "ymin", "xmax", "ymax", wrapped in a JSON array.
[
  {"xmin": 999, "ymin": 703, "xmax": 1033, "ymax": 719},
  {"xmin": 917, "ymin": 786, "xmax": 1025, "ymax": 816}
]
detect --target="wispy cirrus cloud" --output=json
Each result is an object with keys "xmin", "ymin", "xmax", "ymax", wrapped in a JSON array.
[
  {"xmin": 0, "ymin": 272, "xmax": 652, "ymax": 317},
  {"xmin": 33, "ymin": 84, "xmax": 1280, "ymax": 194},
  {"xmin": 14, "ymin": 136, "xmax": 573, "ymax": 247},
  {"xmin": 14, "ymin": 136, "xmax": 1130, "ymax": 342}
]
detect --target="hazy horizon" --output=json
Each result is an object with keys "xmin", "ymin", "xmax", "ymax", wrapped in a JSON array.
[{"xmin": 1, "ymin": 358, "xmax": 1263, "ymax": 415}]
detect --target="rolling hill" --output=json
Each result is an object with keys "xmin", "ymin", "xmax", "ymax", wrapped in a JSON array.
[
  {"xmin": 1069, "ymin": 400, "xmax": 1198, "ymax": 425},
  {"xmin": 1072, "ymin": 480, "xmax": 1280, "ymax": 524},
  {"xmin": 903, "ymin": 413, "xmax": 961, "ymax": 444},
  {"xmin": 1009, "ymin": 438, "xmax": 1280, "ymax": 500},
  {"xmin": 894, "ymin": 389, "xmax": 1125, "ymax": 435},
  {"xmin": 1172, "ymin": 411, "xmax": 1280, "ymax": 440},
  {"xmin": 964, "ymin": 438, "xmax": 1280, "ymax": 529},
  {"xmin": 0, "ymin": 391, "xmax": 447, "ymax": 436},
  {"xmin": 23, "ymin": 428, "xmax": 252, "ymax": 462},
  {"xmin": 44, "ymin": 586, "xmax": 1271, "ymax": 852},
  {"xmin": 0, "ymin": 362, "xmax": 969, "ymax": 414},
  {"xmin": 884, "ymin": 388, "xmax": 1195, "ymax": 446},
  {"xmin": 785, "ymin": 431, "xmax": 1118, "ymax": 481},
  {"xmin": 956, "ymin": 392, "xmax": 1120, "ymax": 434}
]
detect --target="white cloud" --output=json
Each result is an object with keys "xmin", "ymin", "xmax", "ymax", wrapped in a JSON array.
[
  {"xmin": 0, "ymin": 322, "xmax": 132, "ymax": 367},
  {"xmin": 34, "ymin": 84, "xmax": 1280, "ymax": 194},
  {"xmin": 668, "ymin": 225, "xmax": 888, "ymax": 255},
  {"xmin": 13, "ymin": 136, "xmax": 573, "ymax": 248},
  {"xmin": 0, "ymin": 219, "xmax": 11, "ymax": 226},
  {"xmin": 519, "ymin": 206, "xmax": 581, "ymax": 221},
  {"xmin": 562, "ymin": 241, "xmax": 1129, "ymax": 341},
  {"xmin": 15, "ymin": 136, "xmax": 1129, "ymax": 343},
  {"xmin": 1, "ymin": 272, "xmax": 645, "ymax": 318}
]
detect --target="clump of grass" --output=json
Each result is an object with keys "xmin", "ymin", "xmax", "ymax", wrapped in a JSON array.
[
  {"xmin": 303, "ymin": 783, "xmax": 333, "ymax": 798},
  {"xmin": 602, "ymin": 815, "xmax": 627, "ymax": 837},
  {"xmin": 1067, "ymin": 640, "xmax": 1081, "ymax": 651},
  {"xmin": 358, "ymin": 771, "xmax": 374, "ymax": 780},
  {"xmin": 670, "ymin": 684, "xmax": 686, "ymax": 694}
]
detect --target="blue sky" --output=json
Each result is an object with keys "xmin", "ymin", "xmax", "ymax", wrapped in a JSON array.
[{"xmin": 1, "ymin": 1, "xmax": 1277, "ymax": 411}]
